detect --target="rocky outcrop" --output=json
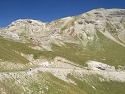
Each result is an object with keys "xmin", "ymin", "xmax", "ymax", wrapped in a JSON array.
[{"xmin": 86, "ymin": 61, "xmax": 116, "ymax": 71}]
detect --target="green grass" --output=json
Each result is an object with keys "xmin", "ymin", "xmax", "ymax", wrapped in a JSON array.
[
  {"xmin": 1, "ymin": 69, "xmax": 125, "ymax": 94},
  {"xmin": 1, "ymin": 28, "xmax": 125, "ymax": 68},
  {"xmin": 0, "ymin": 77, "xmax": 25, "ymax": 94},
  {"xmin": 39, "ymin": 30, "xmax": 125, "ymax": 67},
  {"xmin": 61, "ymin": 26, "xmax": 67, "ymax": 31},
  {"xmin": 42, "ymin": 72, "xmax": 87, "ymax": 94},
  {"xmin": 105, "ymin": 23, "xmax": 125, "ymax": 45},
  {"xmin": 0, "ymin": 71, "xmax": 87, "ymax": 94},
  {"xmin": 94, "ymin": 30, "xmax": 125, "ymax": 66},
  {"xmin": 123, "ymin": 23, "xmax": 125, "ymax": 29},
  {"xmin": 2, "ymin": 28, "xmax": 125, "ymax": 67},
  {"xmin": 106, "ymin": 22, "xmax": 118, "ymax": 33},
  {"xmin": 106, "ymin": 22, "xmax": 111, "ymax": 29},
  {"xmin": 0, "ymin": 37, "xmax": 42, "ymax": 64},
  {"xmin": 67, "ymin": 73, "xmax": 125, "ymax": 94},
  {"xmin": 0, "ymin": 66, "xmax": 125, "ymax": 94},
  {"xmin": 0, "ymin": 38, "xmax": 28, "ymax": 64},
  {"xmin": 61, "ymin": 17, "xmax": 75, "ymax": 32},
  {"xmin": 115, "ymin": 24, "xmax": 120, "ymax": 29}
]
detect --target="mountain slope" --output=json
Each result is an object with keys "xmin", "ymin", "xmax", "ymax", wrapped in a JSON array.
[
  {"xmin": 1, "ymin": 8, "xmax": 125, "ymax": 67},
  {"xmin": 0, "ymin": 8, "xmax": 125, "ymax": 94}
]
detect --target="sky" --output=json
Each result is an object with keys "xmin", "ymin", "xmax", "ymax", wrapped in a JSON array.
[{"xmin": 0, "ymin": 0, "xmax": 125, "ymax": 27}]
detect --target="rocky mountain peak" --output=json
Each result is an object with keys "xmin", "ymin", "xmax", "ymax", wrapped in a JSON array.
[
  {"xmin": 0, "ymin": 8, "xmax": 125, "ymax": 46},
  {"xmin": 8, "ymin": 19, "xmax": 45, "ymax": 26}
]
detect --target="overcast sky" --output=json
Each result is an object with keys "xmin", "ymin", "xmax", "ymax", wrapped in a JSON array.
[{"xmin": 0, "ymin": 0, "xmax": 125, "ymax": 27}]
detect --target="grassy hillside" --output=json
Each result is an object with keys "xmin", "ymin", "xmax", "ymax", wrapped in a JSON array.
[
  {"xmin": 0, "ymin": 72, "xmax": 87, "ymax": 94},
  {"xmin": 0, "ymin": 71, "xmax": 125, "ymax": 94},
  {"xmin": 39, "ymin": 31, "xmax": 125, "ymax": 67},
  {"xmin": 67, "ymin": 73, "xmax": 125, "ymax": 94},
  {"xmin": 0, "ymin": 37, "xmax": 43, "ymax": 64},
  {"xmin": 1, "ymin": 29, "xmax": 125, "ymax": 68}
]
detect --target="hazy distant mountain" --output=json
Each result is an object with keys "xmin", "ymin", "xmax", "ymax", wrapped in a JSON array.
[{"xmin": 0, "ymin": 8, "xmax": 125, "ymax": 94}]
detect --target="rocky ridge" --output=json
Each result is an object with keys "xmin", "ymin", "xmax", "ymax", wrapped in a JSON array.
[{"xmin": 0, "ymin": 8, "xmax": 125, "ymax": 47}]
